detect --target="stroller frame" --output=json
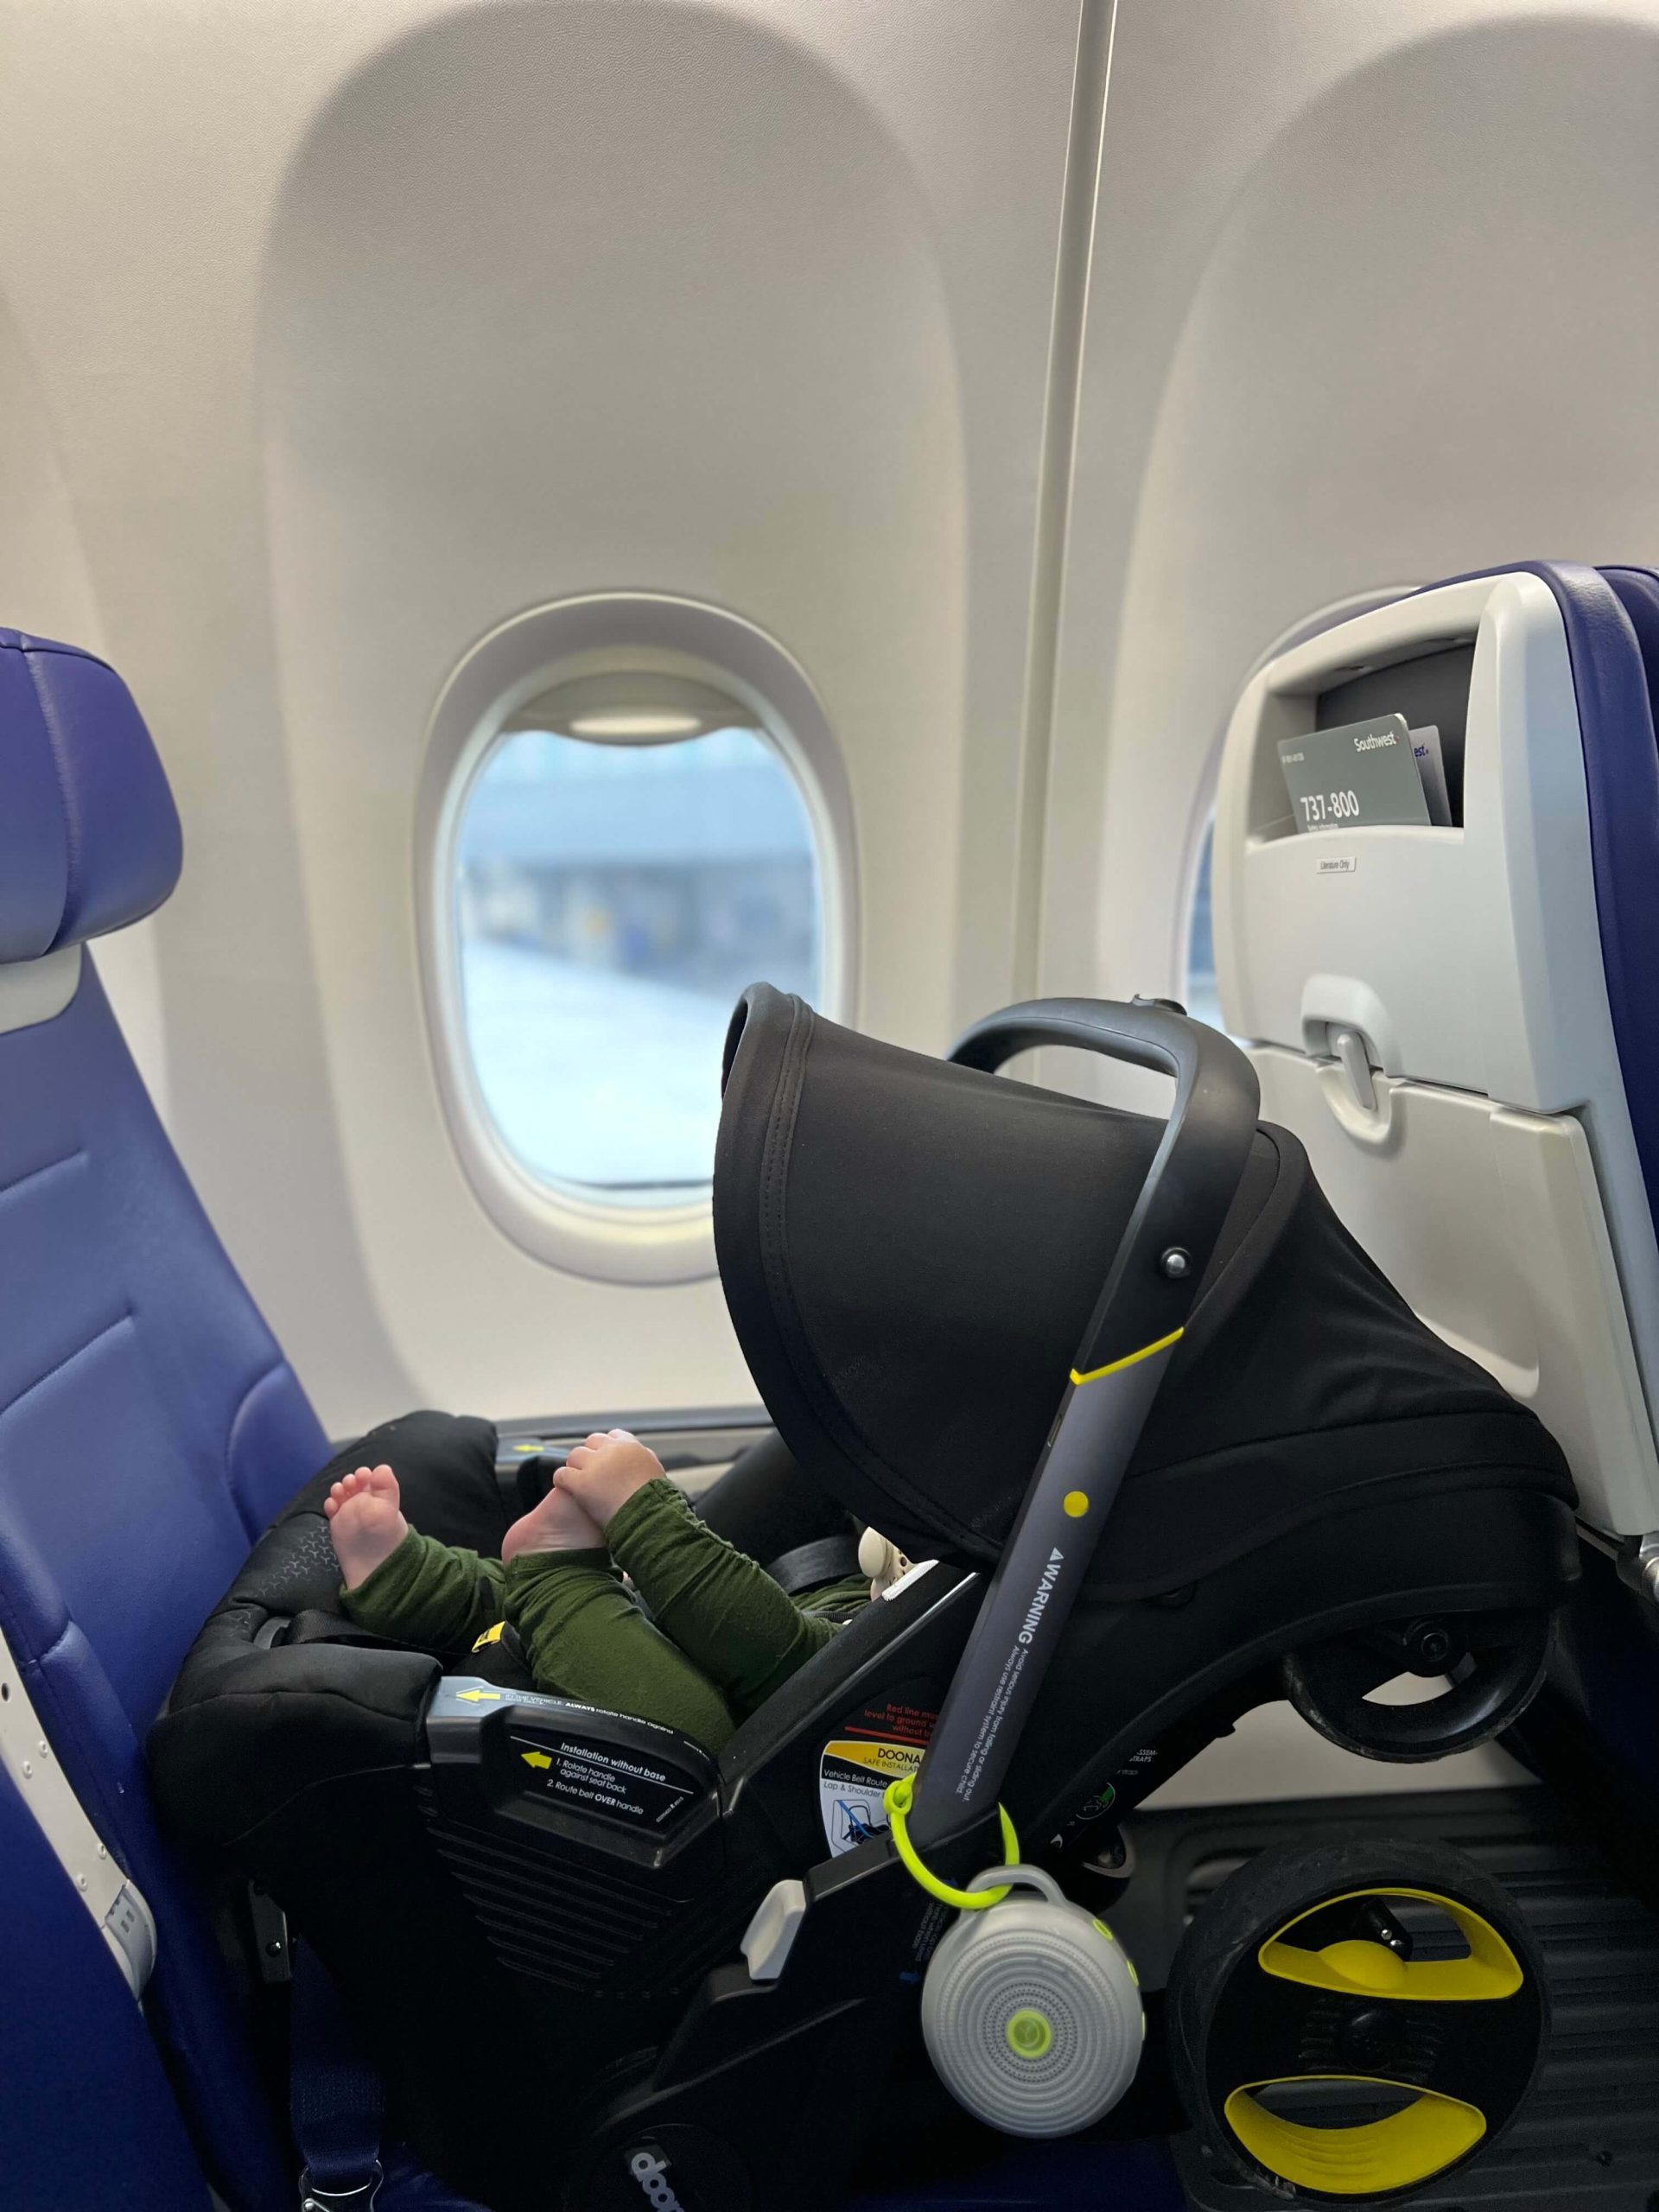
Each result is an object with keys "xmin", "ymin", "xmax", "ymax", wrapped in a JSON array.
[
  {"xmin": 151, "ymin": 1001, "xmax": 1577, "ymax": 2212},
  {"xmin": 899, "ymin": 997, "xmax": 1257, "ymax": 1853}
]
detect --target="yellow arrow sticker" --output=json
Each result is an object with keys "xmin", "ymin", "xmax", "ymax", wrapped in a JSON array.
[
  {"xmin": 520, "ymin": 1750, "xmax": 553, "ymax": 1771},
  {"xmin": 454, "ymin": 1689, "xmax": 501, "ymax": 1704}
]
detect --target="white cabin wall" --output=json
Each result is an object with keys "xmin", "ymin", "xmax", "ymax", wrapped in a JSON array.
[
  {"xmin": 10, "ymin": 0, "xmax": 1659, "ymax": 1451},
  {"xmin": 0, "ymin": 294, "xmax": 171, "ymax": 1114},
  {"xmin": 1038, "ymin": 0, "xmax": 1659, "ymax": 1805},
  {"xmin": 1045, "ymin": 0, "xmax": 1659, "ymax": 1032},
  {"xmin": 0, "ymin": 0, "xmax": 1084, "ymax": 1433}
]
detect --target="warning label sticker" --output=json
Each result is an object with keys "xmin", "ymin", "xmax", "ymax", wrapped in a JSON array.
[
  {"xmin": 509, "ymin": 1732, "xmax": 696, "ymax": 1828},
  {"xmin": 818, "ymin": 1738, "xmax": 925, "ymax": 1857},
  {"xmin": 848, "ymin": 1697, "xmax": 936, "ymax": 1748}
]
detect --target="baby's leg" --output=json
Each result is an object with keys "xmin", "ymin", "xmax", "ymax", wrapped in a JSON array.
[
  {"xmin": 505, "ymin": 1551, "xmax": 737, "ymax": 1753},
  {"xmin": 552, "ymin": 1433, "xmax": 850, "ymax": 1709},
  {"xmin": 289, "ymin": 1413, "xmax": 506, "ymax": 1551},
  {"xmin": 331, "ymin": 1471, "xmax": 508, "ymax": 1655},
  {"xmin": 325, "ymin": 1464, "xmax": 408, "ymax": 1588},
  {"xmin": 501, "ymin": 1478, "xmax": 607, "ymax": 1562}
]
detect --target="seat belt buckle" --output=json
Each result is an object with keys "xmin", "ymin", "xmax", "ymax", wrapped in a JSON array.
[{"xmin": 299, "ymin": 2163, "xmax": 383, "ymax": 2212}]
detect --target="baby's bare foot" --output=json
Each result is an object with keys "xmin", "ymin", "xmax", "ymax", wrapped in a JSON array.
[
  {"xmin": 325, "ymin": 1463, "xmax": 408, "ymax": 1589},
  {"xmin": 501, "ymin": 1479, "xmax": 607, "ymax": 1563},
  {"xmin": 556, "ymin": 1430, "xmax": 664, "ymax": 1533}
]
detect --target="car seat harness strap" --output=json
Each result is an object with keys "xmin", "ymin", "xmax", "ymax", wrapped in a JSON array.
[{"xmin": 764, "ymin": 1534, "xmax": 863, "ymax": 1594}]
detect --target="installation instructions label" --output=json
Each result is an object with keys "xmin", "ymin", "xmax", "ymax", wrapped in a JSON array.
[{"xmin": 511, "ymin": 1732, "xmax": 696, "ymax": 1827}]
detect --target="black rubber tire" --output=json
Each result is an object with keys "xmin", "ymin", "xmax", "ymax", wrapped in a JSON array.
[
  {"xmin": 1168, "ymin": 1834, "xmax": 1549, "ymax": 2202},
  {"xmin": 1282, "ymin": 1611, "xmax": 1553, "ymax": 1764}
]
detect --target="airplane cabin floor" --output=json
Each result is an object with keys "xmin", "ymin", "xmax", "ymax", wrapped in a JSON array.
[{"xmin": 849, "ymin": 1783, "xmax": 1659, "ymax": 2212}]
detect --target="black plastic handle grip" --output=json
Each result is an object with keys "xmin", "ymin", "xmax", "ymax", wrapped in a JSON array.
[{"xmin": 949, "ymin": 998, "xmax": 1261, "ymax": 1373}]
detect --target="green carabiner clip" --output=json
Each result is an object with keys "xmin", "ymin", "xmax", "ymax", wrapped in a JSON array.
[{"xmin": 883, "ymin": 1773, "xmax": 1020, "ymax": 1910}]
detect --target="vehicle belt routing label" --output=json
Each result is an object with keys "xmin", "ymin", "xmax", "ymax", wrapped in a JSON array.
[{"xmin": 818, "ymin": 1738, "xmax": 925, "ymax": 1856}]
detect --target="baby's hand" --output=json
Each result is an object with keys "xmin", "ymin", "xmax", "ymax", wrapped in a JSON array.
[{"xmin": 556, "ymin": 1430, "xmax": 665, "ymax": 1531}]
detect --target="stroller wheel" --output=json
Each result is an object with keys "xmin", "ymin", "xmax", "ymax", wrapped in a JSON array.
[
  {"xmin": 1168, "ymin": 1837, "xmax": 1548, "ymax": 2202},
  {"xmin": 1281, "ymin": 1608, "xmax": 1553, "ymax": 1762}
]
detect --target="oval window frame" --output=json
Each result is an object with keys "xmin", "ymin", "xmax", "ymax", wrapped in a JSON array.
[{"xmin": 417, "ymin": 594, "xmax": 855, "ymax": 1284}]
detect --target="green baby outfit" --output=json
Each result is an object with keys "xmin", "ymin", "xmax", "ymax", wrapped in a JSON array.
[{"xmin": 343, "ymin": 1477, "xmax": 869, "ymax": 1754}]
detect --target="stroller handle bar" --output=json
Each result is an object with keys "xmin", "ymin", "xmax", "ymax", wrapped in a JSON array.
[
  {"xmin": 950, "ymin": 997, "xmax": 1261, "ymax": 1378},
  {"xmin": 906, "ymin": 1000, "xmax": 1261, "ymax": 1852}
]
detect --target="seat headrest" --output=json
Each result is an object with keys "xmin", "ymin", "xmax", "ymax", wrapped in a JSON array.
[{"xmin": 0, "ymin": 630, "xmax": 181, "ymax": 963}]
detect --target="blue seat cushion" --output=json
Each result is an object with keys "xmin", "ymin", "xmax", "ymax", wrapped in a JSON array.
[
  {"xmin": 0, "ymin": 959, "xmax": 326, "ymax": 1725},
  {"xmin": 0, "ymin": 1758, "xmax": 213, "ymax": 2212},
  {"xmin": 0, "ymin": 955, "xmax": 328, "ymax": 2209}
]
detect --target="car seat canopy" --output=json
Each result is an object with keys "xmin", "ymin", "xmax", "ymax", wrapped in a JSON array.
[{"xmin": 714, "ymin": 987, "xmax": 1573, "ymax": 1592}]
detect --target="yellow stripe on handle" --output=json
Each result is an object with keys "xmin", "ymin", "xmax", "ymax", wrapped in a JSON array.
[{"xmin": 1071, "ymin": 1325, "xmax": 1185, "ymax": 1387}]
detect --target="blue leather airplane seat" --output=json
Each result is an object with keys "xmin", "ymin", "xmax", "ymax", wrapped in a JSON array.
[
  {"xmin": 1548, "ymin": 562, "xmax": 1659, "ymax": 1813},
  {"xmin": 0, "ymin": 630, "xmax": 328, "ymax": 2209},
  {"xmin": 0, "ymin": 1757, "xmax": 213, "ymax": 2212},
  {"xmin": 1517, "ymin": 564, "xmax": 1659, "ymax": 1232}
]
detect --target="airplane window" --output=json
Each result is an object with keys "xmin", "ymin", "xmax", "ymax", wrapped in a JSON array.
[
  {"xmin": 454, "ymin": 687, "xmax": 823, "ymax": 1201},
  {"xmin": 1184, "ymin": 817, "xmax": 1222, "ymax": 1031}
]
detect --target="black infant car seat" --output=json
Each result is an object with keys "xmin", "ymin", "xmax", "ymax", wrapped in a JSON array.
[{"xmin": 149, "ymin": 989, "xmax": 1578, "ymax": 2212}]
